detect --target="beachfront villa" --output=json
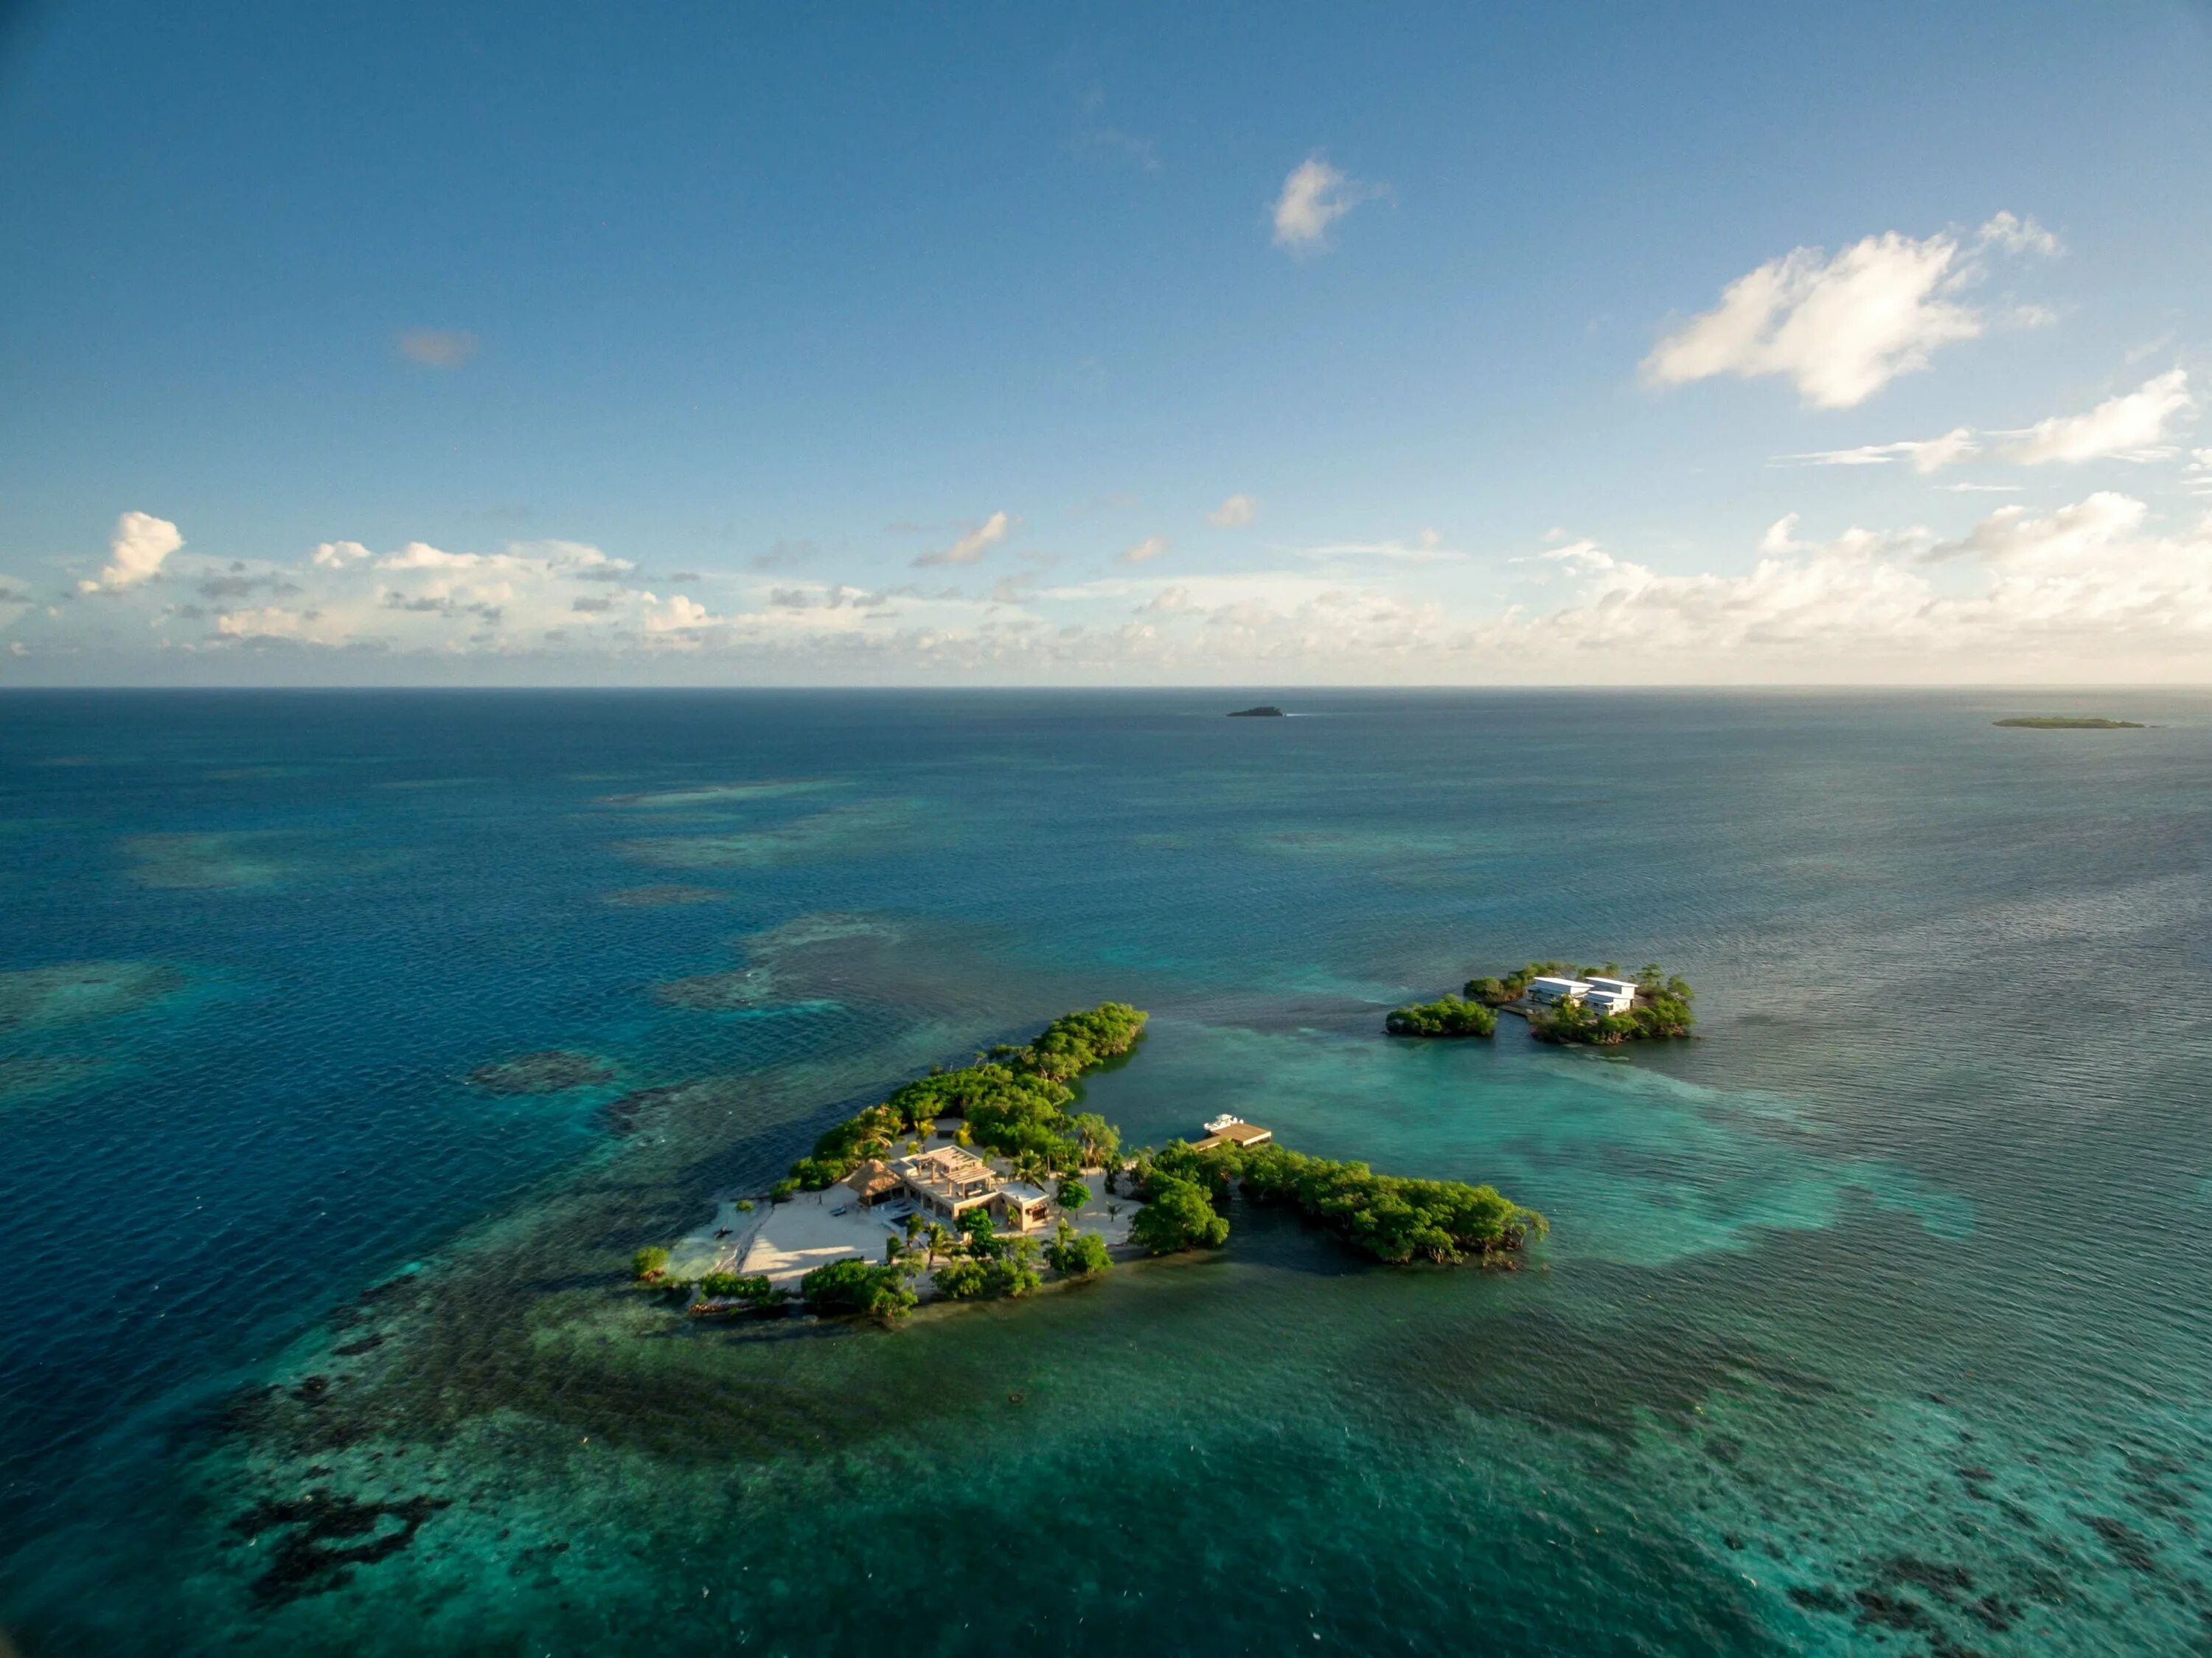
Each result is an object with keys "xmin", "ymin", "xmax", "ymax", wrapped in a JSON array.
[
  {"xmin": 883, "ymin": 1145, "xmax": 1054, "ymax": 1232},
  {"xmin": 1526, "ymin": 975, "xmax": 1639, "ymax": 1016}
]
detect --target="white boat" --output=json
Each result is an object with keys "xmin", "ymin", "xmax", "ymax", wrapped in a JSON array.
[{"xmin": 1203, "ymin": 1113, "xmax": 1244, "ymax": 1134}]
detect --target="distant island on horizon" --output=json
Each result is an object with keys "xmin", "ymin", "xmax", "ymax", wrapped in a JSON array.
[
  {"xmin": 1993, "ymin": 715, "xmax": 2146, "ymax": 729},
  {"xmin": 1228, "ymin": 705, "xmax": 1284, "ymax": 718}
]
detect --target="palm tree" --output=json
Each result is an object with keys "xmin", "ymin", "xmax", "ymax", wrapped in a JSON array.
[{"xmin": 922, "ymin": 1221, "xmax": 953, "ymax": 1269}]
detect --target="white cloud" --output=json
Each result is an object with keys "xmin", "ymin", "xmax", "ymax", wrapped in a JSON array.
[
  {"xmin": 1119, "ymin": 535, "xmax": 1169, "ymax": 564},
  {"xmin": 1142, "ymin": 585, "xmax": 1192, "ymax": 614},
  {"xmin": 914, "ymin": 511, "xmax": 1011, "ymax": 567},
  {"xmin": 310, "ymin": 540, "xmax": 372, "ymax": 568},
  {"xmin": 1644, "ymin": 217, "xmax": 2052, "ymax": 408},
  {"xmin": 1270, "ymin": 154, "xmax": 1375, "ymax": 254},
  {"xmin": 1778, "ymin": 428, "xmax": 1980, "ymax": 474},
  {"xmin": 2006, "ymin": 369, "xmax": 2194, "ymax": 465},
  {"xmin": 644, "ymin": 594, "xmax": 712, "ymax": 631},
  {"xmin": 1770, "ymin": 370, "xmax": 2196, "ymax": 476},
  {"xmin": 1480, "ymin": 491, "xmax": 2212, "ymax": 677},
  {"xmin": 1977, "ymin": 211, "xmax": 2062, "ymax": 257},
  {"xmin": 1926, "ymin": 490, "xmax": 2146, "ymax": 563},
  {"xmin": 1206, "ymin": 493, "xmax": 1258, "ymax": 527},
  {"xmin": 215, "ymin": 606, "xmax": 313, "ymax": 639},
  {"xmin": 397, "ymin": 328, "xmax": 479, "ymax": 367},
  {"xmin": 78, "ymin": 512, "xmax": 183, "ymax": 592},
  {"xmin": 375, "ymin": 541, "xmax": 479, "ymax": 570}
]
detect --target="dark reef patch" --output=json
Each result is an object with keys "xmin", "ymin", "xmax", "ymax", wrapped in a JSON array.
[
  {"xmin": 600, "ymin": 884, "xmax": 731, "ymax": 906},
  {"xmin": 229, "ymin": 1490, "xmax": 450, "ymax": 1606},
  {"xmin": 653, "ymin": 970, "xmax": 772, "ymax": 1011},
  {"xmin": 2074, "ymin": 1511, "xmax": 2160, "ymax": 1574},
  {"xmin": 466, "ymin": 1050, "xmax": 615, "ymax": 1095}
]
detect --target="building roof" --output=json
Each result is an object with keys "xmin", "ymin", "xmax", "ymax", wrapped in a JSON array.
[
  {"xmin": 891, "ymin": 1145, "xmax": 1000, "ymax": 1204},
  {"xmin": 841, "ymin": 1159, "xmax": 901, "ymax": 1199}
]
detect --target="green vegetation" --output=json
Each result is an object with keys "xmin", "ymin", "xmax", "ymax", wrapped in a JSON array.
[
  {"xmin": 784, "ymin": 1004, "xmax": 1147, "ymax": 1190},
  {"xmin": 1234, "ymin": 1142, "xmax": 1545, "ymax": 1263},
  {"xmin": 1057, "ymin": 1176, "xmax": 1091, "ymax": 1210},
  {"xmin": 1126, "ymin": 1159, "xmax": 1231, "ymax": 1255},
  {"xmin": 697, "ymin": 1272, "xmax": 773, "ymax": 1302},
  {"xmin": 1463, "ymin": 960, "xmax": 1581, "ymax": 1004},
  {"xmin": 630, "ymin": 1246, "xmax": 669, "ymax": 1281},
  {"xmin": 800, "ymin": 1258, "xmax": 917, "ymax": 1323},
  {"xmin": 1119, "ymin": 1134, "xmax": 1545, "ymax": 1266},
  {"xmin": 769, "ymin": 1178, "xmax": 798, "ymax": 1201},
  {"xmin": 1046, "ymin": 1218, "xmax": 1113, "ymax": 1279},
  {"xmin": 934, "ymin": 1234, "xmax": 1046, "ymax": 1300},
  {"xmin": 1383, "ymin": 993, "xmax": 1497, "ymax": 1038},
  {"xmin": 1993, "ymin": 715, "xmax": 2143, "ymax": 729}
]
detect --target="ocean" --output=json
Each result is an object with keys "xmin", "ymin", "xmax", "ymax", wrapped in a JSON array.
[{"xmin": 1, "ymin": 688, "xmax": 2207, "ymax": 1656}]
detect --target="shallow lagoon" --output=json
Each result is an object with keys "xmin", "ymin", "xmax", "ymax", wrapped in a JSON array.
[{"xmin": 1, "ymin": 688, "xmax": 2208, "ymax": 1656}]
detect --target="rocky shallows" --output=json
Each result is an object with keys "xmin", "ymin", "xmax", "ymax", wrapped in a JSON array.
[
  {"xmin": 465, "ymin": 1050, "xmax": 614, "ymax": 1095},
  {"xmin": 633, "ymin": 1002, "xmax": 1547, "ymax": 1328}
]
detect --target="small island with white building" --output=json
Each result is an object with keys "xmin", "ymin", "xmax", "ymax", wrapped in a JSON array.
[{"xmin": 1458, "ymin": 960, "xmax": 1696, "ymax": 1045}]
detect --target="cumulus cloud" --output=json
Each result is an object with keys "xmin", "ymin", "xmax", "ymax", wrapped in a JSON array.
[
  {"xmin": 311, "ymin": 541, "xmax": 372, "ymax": 568},
  {"xmin": 1480, "ymin": 490, "xmax": 2212, "ymax": 676},
  {"xmin": 2006, "ymin": 369, "xmax": 2194, "ymax": 465},
  {"xmin": 1271, "ymin": 153, "xmax": 1376, "ymax": 254},
  {"xmin": 1644, "ymin": 215, "xmax": 2053, "ymax": 409},
  {"xmin": 79, "ymin": 512, "xmax": 183, "ymax": 593},
  {"xmin": 1207, "ymin": 493, "xmax": 1258, "ymax": 528},
  {"xmin": 397, "ymin": 328, "xmax": 479, "ymax": 367},
  {"xmin": 1119, "ymin": 535, "xmax": 1169, "ymax": 564},
  {"xmin": 914, "ymin": 511, "xmax": 1011, "ymax": 567}
]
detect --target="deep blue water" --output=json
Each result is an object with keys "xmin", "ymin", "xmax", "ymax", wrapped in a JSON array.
[{"xmin": 1, "ymin": 689, "xmax": 2208, "ymax": 1656}]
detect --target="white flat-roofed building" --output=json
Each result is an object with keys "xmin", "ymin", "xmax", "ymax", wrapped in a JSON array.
[
  {"xmin": 1526, "ymin": 975, "xmax": 1591, "ymax": 1007},
  {"xmin": 1581, "ymin": 976, "xmax": 1640, "ymax": 1016}
]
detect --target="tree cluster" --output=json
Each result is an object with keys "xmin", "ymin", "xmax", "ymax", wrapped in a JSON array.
[
  {"xmin": 784, "ymin": 1005, "xmax": 1143, "ymax": 1189},
  {"xmin": 1121, "ymin": 1144, "xmax": 1233, "ymax": 1254},
  {"xmin": 800, "ymin": 1258, "xmax": 917, "ymax": 1324},
  {"xmin": 1383, "ymin": 994, "xmax": 1498, "ymax": 1038},
  {"xmin": 1046, "ymin": 1218, "xmax": 1113, "ymax": 1279},
  {"xmin": 1232, "ymin": 1142, "xmax": 1545, "ymax": 1264}
]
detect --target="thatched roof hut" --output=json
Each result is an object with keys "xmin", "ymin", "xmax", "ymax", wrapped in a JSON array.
[{"xmin": 841, "ymin": 1158, "xmax": 902, "ymax": 1206}]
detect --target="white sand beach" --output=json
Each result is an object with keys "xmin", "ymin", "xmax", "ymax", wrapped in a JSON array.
[{"xmin": 673, "ymin": 1165, "xmax": 1146, "ymax": 1294}]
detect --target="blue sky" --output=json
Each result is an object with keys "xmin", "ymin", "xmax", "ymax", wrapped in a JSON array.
[{"xmin": 3, "ymin": 0, "xmax": 2209, "ymax": 683}]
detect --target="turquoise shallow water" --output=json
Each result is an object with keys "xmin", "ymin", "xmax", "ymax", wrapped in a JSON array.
[{"xmin": 1, "ymin": 688, "xmax": 2208, "ymax": 1655}]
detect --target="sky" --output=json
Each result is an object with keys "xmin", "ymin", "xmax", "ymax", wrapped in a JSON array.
[{"xmin": 2, "ymin": 0, "xmax": 2210, "ymax": 686}]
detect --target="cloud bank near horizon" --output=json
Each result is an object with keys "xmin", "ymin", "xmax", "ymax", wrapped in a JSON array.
[{"xmin": 9, "ymin": 481, "xmax": 2209, "ymax": 684}]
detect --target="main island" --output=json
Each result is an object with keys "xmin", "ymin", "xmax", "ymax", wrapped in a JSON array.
[{"xmin": 635, "ymin": 1003, "xmax": 1546, "ymax": 1325}]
